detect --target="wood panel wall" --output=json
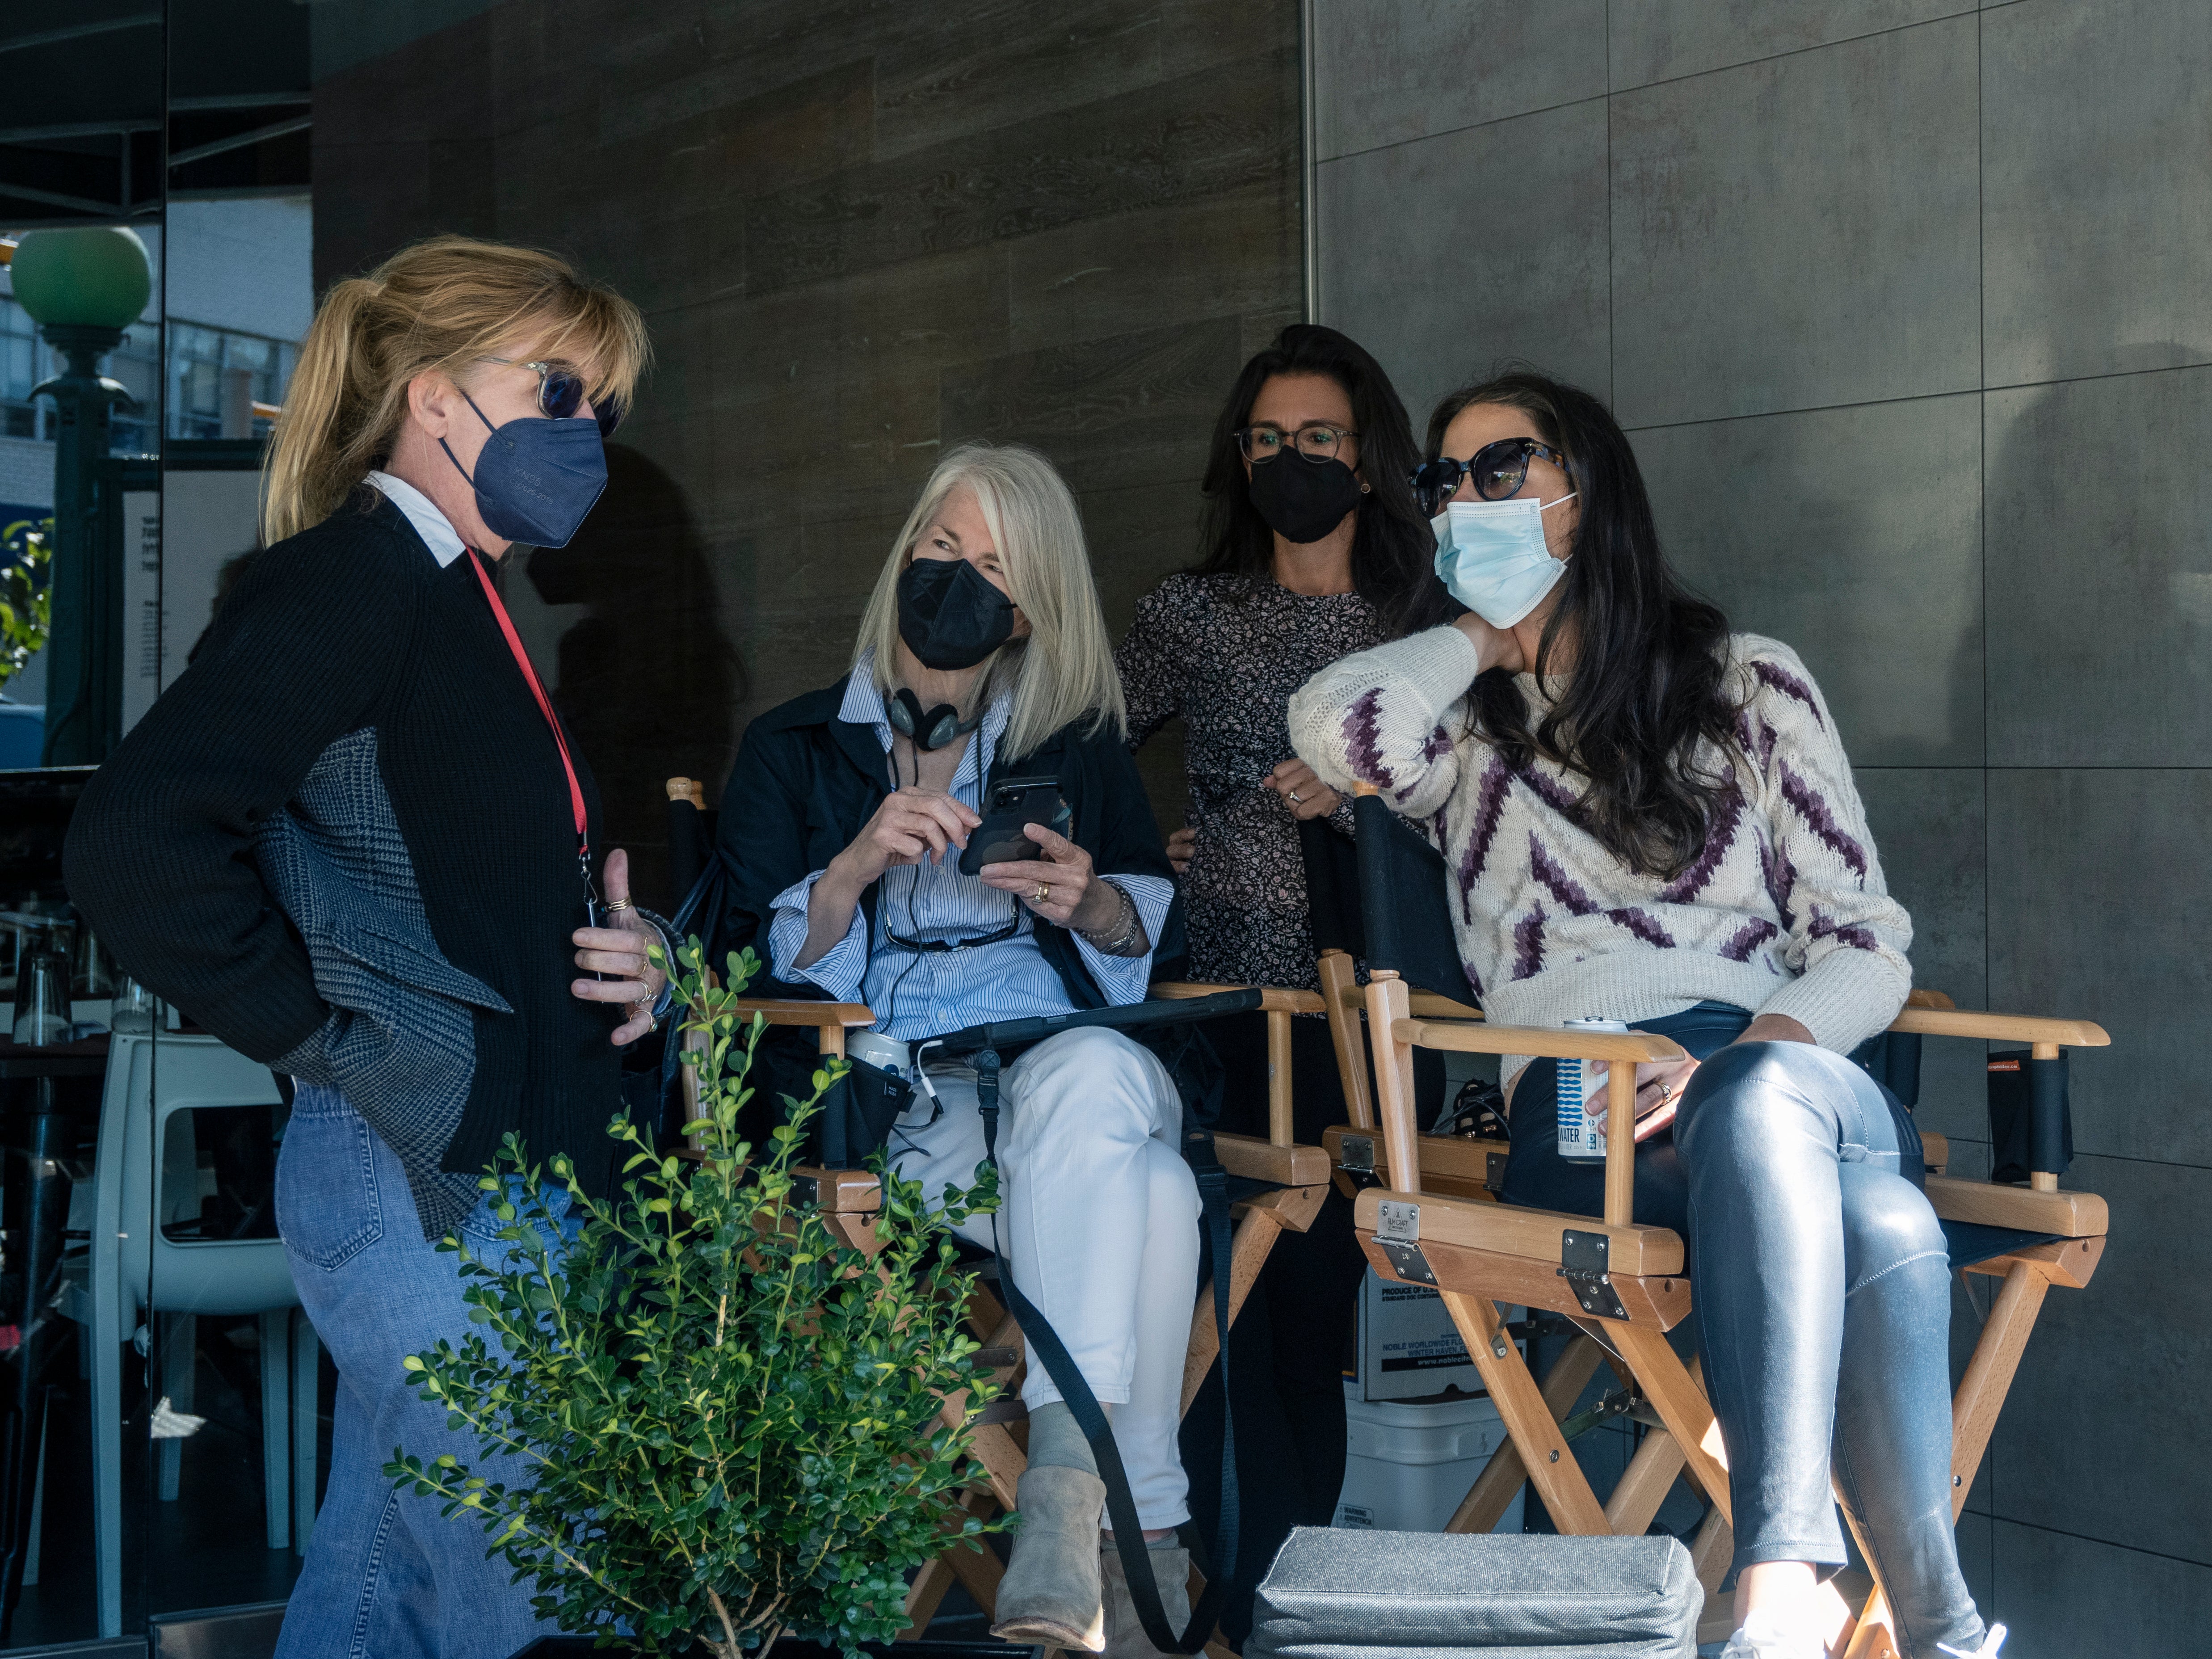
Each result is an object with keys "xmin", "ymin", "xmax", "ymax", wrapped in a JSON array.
[{"xmin": 312, "ymin": 0, "xmax": 1304, "ymax": 906}]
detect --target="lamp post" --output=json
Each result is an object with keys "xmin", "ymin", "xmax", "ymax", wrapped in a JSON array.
[{"xmin": 12, "ymin": 227, "xmax": 152, "ymax": 766}]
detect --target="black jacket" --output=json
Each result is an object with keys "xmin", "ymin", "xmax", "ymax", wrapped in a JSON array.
[
  {"xmin": 709, "ymin": 678, "xmax": 1186, "ymax": 1133},
  {"xmin": 66, "ymin": 492, "xmax": 624, "ymax": 1232}
]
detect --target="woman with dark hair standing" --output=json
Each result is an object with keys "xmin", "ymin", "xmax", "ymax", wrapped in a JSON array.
[
  {"xmin": 1115, "ymin": 324, "xmax": 1449, "ymax": 1635},
  {"xmin": 1291, "ymin": 372, "xmax": 2002, "ymax": 1659}
]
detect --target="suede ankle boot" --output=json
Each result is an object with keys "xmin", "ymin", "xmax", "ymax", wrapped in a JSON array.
[
  {"xmin": 1099, "ymin": 1538, "xmax": 1192, "ymax": 1659},
  {"xmin": 992, "ymin": 1465, "xmax": 1106, "ymax": 1652}
]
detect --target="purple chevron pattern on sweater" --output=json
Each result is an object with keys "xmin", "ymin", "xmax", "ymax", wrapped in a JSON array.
[
  {"xmin": 1777, "ymin": 762, "xmax": 1868, "ymax": 879},
  {"xmin": 1760, "ymin": 828, "xmax": 1797, "ymax": 918},
  {"xmin": 1341, "ymin": 688, "xmax": 1393, "ymax": 791},
  {"xmin": 1720, "ymin": 917, "xmax": 1781, "ymax": 961},
  {"xmin": 1529, "ymin": 834, "xmax": 1599, "ymax": 915},
  {"xmin": 1512, "ymin": 902, "xmax": 1548, "ymax": 980},
  {"xmin": 1530, "ymin": 835, "xmax": 1678, "ymax": 947},
  {"xmin": 1753, "ymin": 659, "xmax": 1825, "ymax": 728},
  {"xmin": 1454, "ymin": 755, "xmax": 1512, "ymax": 920},
  {"xmin": 1604, "ymin": 905, "xmax": 1678, "ymax": 948},
  {"xmin": 1660, "ymin": 787, "xmax": 1743, "ymax": 902},
  {"xmin": 1809, "ymin": 908, "xmax": 1882, "ymax": 953},
  {"xmin": 1514, "ymin": 762, "xmax": 1592, "ymax": 828},
  {"xmin": 1285, "ymin": 630, "xmax": 1912, "ymax": 1058},
  {"xmin": 1737, "ymin": 709, "xmax": 1778, "ymax": 773}
]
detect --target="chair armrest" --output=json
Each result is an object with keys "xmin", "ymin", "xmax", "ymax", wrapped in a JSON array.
[
  {"xmin": 1887, "ymin": 1007, "xmax": 2108, "ymax": 1047},
  {"xmin": 1351, "ymin": 1185, "xmax": 1686, "ymax": 1277},
  {"xmin": 1329, "ymin": 984, "xmax": 1481, "ymax": 1019},
  {"xmin": 792, "ymin": 1167, "xmax": 884, "ymax": 1213},
  {"xmin": 1402, "ymin": 1019, "xmax": 1687, "ymax": 1064},
  {"xmin": 728, "ymin": 999, "xmax": 878, "ymax": 1030},
  {"xmin": 1920, "ymin": 1129, "xmax": 1949, "ymax": 1172},
  {"xmin": 1153, "ymin": 981, "xmax": 1326, "ymax": 1015},
  {"xmin": 1213, "ymin": 1132, "xmax": 1331, "ymax": 1186},
  {"xmin": 1924, "ymin": 1176, "xmax": 2107, "ymax": 1238},
  {"xmin": 1905, "ymin": 987, "xmax": 1955, "ymax": 1010}
]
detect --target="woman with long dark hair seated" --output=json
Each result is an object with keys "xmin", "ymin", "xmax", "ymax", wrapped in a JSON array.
[{"xmin": 1288, "ymin": 372, "xmax": 2001, "ymax": 1659}]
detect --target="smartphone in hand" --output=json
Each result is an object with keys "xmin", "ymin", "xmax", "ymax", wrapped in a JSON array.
[{"xmin": 957, "ymin": 776, "xmax": 1072, "ymax": 876}]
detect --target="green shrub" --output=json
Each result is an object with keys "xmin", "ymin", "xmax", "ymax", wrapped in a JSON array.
[{"xmin": 387, "ymin": 943, "xmax": 1004, "ymax": 1657}]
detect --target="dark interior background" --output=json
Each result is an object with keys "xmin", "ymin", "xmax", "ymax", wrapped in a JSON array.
[{"xmin": 310, "ymin": 0, "xmax": 1306, "ymax": 909}]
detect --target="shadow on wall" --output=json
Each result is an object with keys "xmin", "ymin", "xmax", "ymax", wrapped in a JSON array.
[{"xmin": 530, "ymin": 444, "xmax": 744, "ymax": 911}]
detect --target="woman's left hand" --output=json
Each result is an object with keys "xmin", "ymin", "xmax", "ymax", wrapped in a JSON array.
[
  {"xmin": 1265, "ymin": 758, "xmax": 1341, "ymax": 821},
  {"xmin": 1587, "ymin": 1055, "xmax": 1702, "ymax": 1141},
  {"xmin": 979, "ymin": 822, "xmax": 1121, "ymax": 932},
  {"xmin": 570, "ymin": 848, "xmax": 668, "ymax": 1045}
]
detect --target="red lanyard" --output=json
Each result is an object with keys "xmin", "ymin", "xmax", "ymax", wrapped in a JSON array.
[{"xmin": 467, "ymin": 550, "xmax": 590, "ymax": 872}]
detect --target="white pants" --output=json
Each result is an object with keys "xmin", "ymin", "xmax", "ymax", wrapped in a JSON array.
[{"xmin": 889, "ymin": 1026, "xmax": 1198, "ymax": 1528}]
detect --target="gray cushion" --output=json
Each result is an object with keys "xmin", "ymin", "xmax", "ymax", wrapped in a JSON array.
[{"xmin": 1248, "ymin": 1528, "xmax": 1703, "ymax": 1659}]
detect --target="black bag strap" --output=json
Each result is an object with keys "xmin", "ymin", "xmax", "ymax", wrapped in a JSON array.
[{"xmin": 974, "ymin": 1047, "xmax": 1237, "ymax": 1656}]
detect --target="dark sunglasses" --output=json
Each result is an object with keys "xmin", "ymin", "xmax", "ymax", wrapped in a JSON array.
[
  {"xmin": 1409, "ymin": 437, "xmax": 1570, "ymax": 516},
  {"xmin": 484, "ymin": 355, "xmax": 625, "ymax": 438}
]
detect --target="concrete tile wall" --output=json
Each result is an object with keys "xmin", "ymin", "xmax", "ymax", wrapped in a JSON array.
[
  {"xmin": 311, "ymin": 0, "xmax": 1303, "ymax": 897},
  {"xmin": 1320, "ymin": 2, "xmax": 2209, "ymax": 1647}
]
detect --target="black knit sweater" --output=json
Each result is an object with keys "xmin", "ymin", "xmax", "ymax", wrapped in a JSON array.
[{"xmin": 64, "ymin": 490, "xmax": 625, "ymax": 1198}]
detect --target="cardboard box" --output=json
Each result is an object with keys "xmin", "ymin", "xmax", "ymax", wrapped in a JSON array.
[{"xmin": 1344, "ymin": 1268, "xmax": 1483, "ymax": 1401}]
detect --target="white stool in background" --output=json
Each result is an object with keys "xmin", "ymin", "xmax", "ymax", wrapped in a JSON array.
[{"xmin": 77, "ymin": 1033, "xmax": 320, "ymax": 1639}]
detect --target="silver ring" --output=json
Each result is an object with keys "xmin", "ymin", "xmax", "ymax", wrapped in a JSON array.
[{"xmin": 1288, "ymin": 791, "xmax": 1302, "ymax": 804}]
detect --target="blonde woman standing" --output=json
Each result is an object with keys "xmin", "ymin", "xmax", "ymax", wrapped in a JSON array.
[
  {"xmin": 712, "ymin": 444, "xmax": 1191, "ymax": 1659},
  {"xmin": 66, "ymin": 237, "xmax": 654, "ymax": 1658}
]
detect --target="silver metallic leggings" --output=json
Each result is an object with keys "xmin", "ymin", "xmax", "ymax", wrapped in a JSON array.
[{"xmin": 1502, "ymin": 1017, "xmax": 1987, "ymax": 1657}]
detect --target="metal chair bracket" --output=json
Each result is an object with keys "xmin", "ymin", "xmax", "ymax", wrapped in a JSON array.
[
  {"xmin": 1558, "ymin": 1384, "xmax": 1644, "ymax": 1443},
  {"xmin": 1375, "ymin": 1198, "xmax": 1438, "ymax": 1284},
  {"xmin": 1558, "ymin": 1228, "xmax": 1629, "ymax": 1321}
]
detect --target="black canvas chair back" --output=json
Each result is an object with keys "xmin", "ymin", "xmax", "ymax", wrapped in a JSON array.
[
  {"xmin": 665, "ymin": 777, "xmax": 716, "ymax": 909},
  {"xmin": 1296, "ymin": 803, "xmax": 1471, "ymax": 1003}
]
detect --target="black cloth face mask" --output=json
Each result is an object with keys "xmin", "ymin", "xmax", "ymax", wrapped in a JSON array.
[
  {"xmin": 897, "ymin": 556, "xmax": 1016, "ymax": 670},
  {"xmin": 1247, "ymin": 455, "xmax": 1365, "ymax": 544}
]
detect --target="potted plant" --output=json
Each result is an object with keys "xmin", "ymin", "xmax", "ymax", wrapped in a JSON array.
[{"xmin": 387, "ymin": 943, "xmax": 1006, "ymax": 1658}]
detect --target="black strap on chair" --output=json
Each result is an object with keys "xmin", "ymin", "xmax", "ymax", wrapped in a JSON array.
[
  {"xmin": 667, "ymin": 785, "xmax": 715, "ymax": 903},
  {"xmin": 931, "ymin": 990, "xmax": 1260, "ymax": 1656}
]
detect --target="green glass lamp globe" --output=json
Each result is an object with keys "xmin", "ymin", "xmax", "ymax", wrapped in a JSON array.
[{"xmin": 9, "ymin": 227, "xmax": 152, "ymax": 331}]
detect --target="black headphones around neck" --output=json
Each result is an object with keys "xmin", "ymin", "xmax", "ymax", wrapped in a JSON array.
[{"xmin": 887, "ymin": 687, "xmax": 982, "ymax": 752}]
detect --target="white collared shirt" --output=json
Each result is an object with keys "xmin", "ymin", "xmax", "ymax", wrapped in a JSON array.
[
  {"xmin": 764, "ymin": 653, "xmax": 1172, "ymax": 1041},
  {"xmin": 365, "ymin": 469, "xmax": 467, "ymax": 568}
]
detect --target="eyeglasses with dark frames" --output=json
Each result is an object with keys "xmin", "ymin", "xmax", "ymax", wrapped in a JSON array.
[
  {"xmin": 1410, "ymin": 437, "xmax": 1571, "ymax": 516},
  {"xmin": 1235, "ymin": 422, "xmax": 1359, "ymax": 464},
  {"xmin": 482, "ymin": 355, "xmax": 625, "ymax": 438}
]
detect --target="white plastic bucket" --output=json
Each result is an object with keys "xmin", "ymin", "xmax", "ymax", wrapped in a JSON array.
[{"xmin": 1331, "ymin": 1384, "xmax": 1526, "ymax": 1534}]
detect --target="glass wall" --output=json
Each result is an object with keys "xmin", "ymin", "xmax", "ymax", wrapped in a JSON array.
[{"xmin": 1, "ymin": 1, "xmax": 315, "ymax": 1650}]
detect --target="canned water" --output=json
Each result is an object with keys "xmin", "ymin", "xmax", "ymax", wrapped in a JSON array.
[{"xmin": 1555, "ymin": 1018, "xmax": 1631, "ymax": 1162}]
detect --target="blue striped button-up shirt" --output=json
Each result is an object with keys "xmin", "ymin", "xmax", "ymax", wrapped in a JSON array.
[{"xmin": 766, "ymin": 661, "xmax": 1173, "ymax": 1042}]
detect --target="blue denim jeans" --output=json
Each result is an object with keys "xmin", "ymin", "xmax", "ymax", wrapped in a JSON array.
[{"xmin": 274, "ymin": 1084, "xmax": 573, "ymax": 1659}]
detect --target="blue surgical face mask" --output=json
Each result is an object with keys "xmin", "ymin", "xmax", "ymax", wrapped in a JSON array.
[
  {"xmin": 440, "ymin": 389, "xmax": 609, "ymax": 548},
  {"xmin": 1430, "ymin": 492, "xmax": 1578, "ymax": 628}
]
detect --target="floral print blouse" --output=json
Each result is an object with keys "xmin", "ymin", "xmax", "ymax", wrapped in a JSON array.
[{"xmin": 1118, "ymin": 572, "xmax": 1381, "ymax": 990}]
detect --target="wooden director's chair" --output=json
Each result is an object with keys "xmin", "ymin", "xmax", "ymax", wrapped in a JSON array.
[
  {"xmin": 1323, "ymin": 785, "xmax": 2109, "ymax": 1659},
  {"xmin": 660, "ymin": 782, "xmax": 1329, "ymax": 1649}
]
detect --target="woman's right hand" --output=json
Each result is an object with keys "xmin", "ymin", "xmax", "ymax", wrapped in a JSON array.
[
  {"xmin": 829, "ymin": 787, "xmax": 980, "ymax": 888},
  {"xmin": 1166, "ymin": 825, "xmax": 1195, "ymax": 876},
  {"xmin": 1452, "ymin": 610, "xmax": 1526, "ymax": 676}
]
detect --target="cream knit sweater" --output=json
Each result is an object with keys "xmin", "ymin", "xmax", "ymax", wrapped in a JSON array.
[{"xmin": 1287, "ymin": 626, "xmax": 1912, "ymax": 1087}]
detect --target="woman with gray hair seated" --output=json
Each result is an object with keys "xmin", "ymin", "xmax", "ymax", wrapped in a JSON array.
[{"xmin": 712, "ymin": 443, "xmax": 1192, "ymax": 1659}]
